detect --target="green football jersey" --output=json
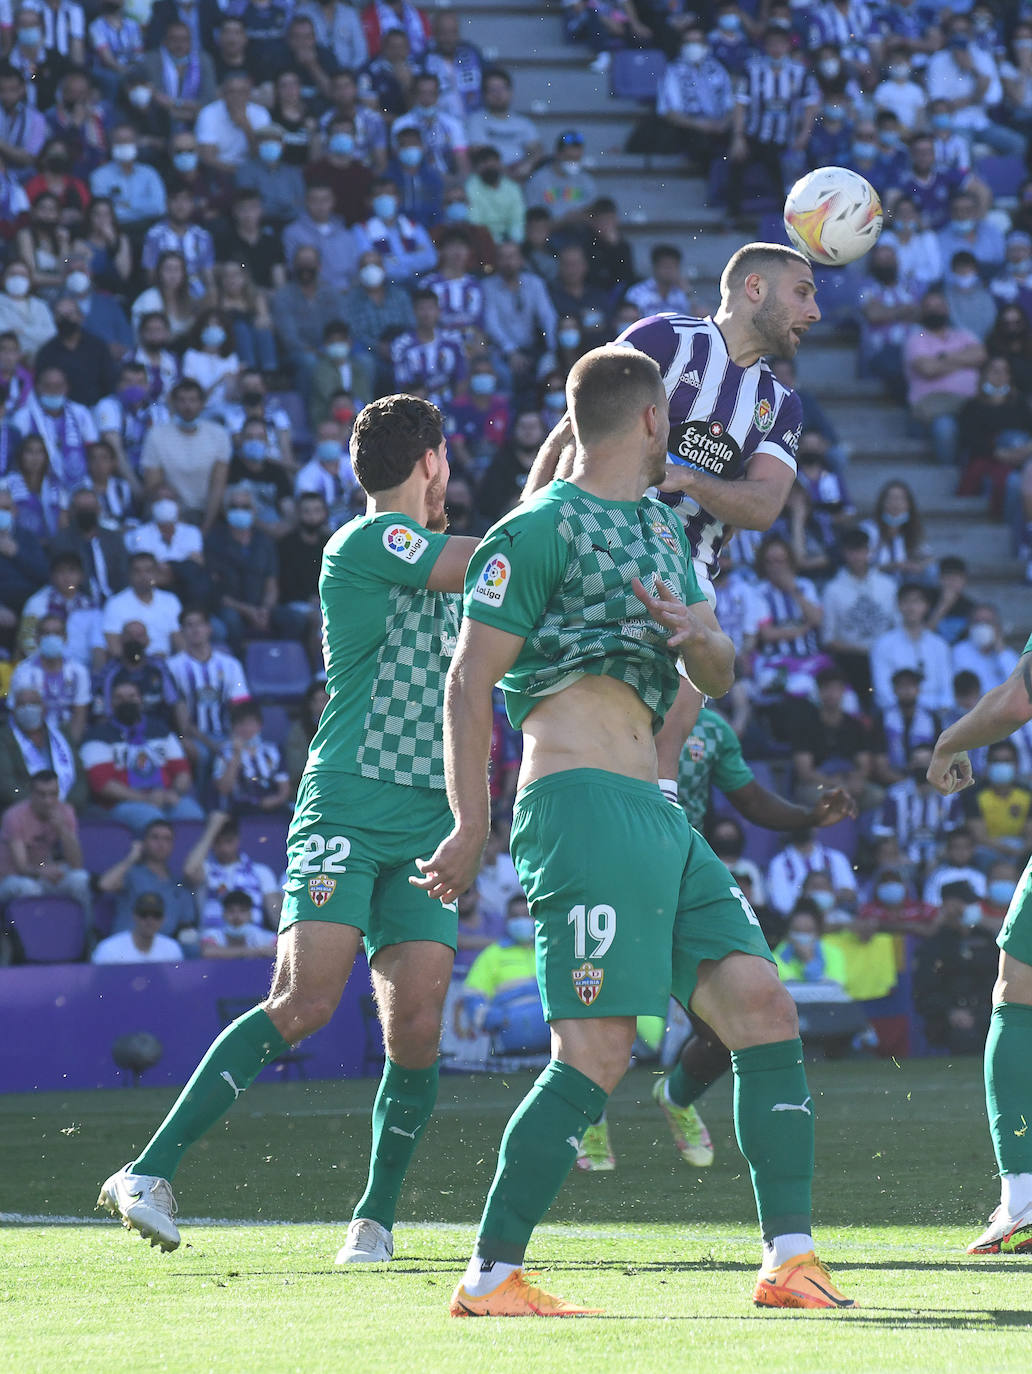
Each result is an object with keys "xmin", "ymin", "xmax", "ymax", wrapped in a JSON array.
[
  {"xmin": 463, "ymin": 479, "xmax": 706, "ymax": 730},
  {"xmin": 306, "ymin": 512, "xmax": 459, "ymax": 789},
  {"xmin": 676, "ymin": 706, "xmax": 754, "ymax": 826},
  {"xmin": 1024, "ymin": 632, "xmax": 1032, "ymax": 655}
]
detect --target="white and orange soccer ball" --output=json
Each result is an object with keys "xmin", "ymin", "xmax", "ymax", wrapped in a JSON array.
[{"xmin": 783, "ymin": 166, "xmax": 883, "ymax": 267}]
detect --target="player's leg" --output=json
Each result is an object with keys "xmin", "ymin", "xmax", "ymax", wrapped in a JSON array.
[
  {"xmin": 98, "ymin": 921, "xmax": 362, "ymax": 1250},
  {"xmin": 653, "ymin": 1012, "xmax": 725, "ymax": 1167},
  {"xmin": 970, "ymin": 865, "xmax": 1032, "ymax": 1253},
  {"xmin": 452, "ymin": 1014, "xmax": 633, "ymax": 1316},
  {"xmin": 341, "ymin": 937, "xmax": 455, "ymax": 1261},
  {"xmin": 451, "ymin": 770, "xmax": 681, "ymax": 1316},
  {"xmin": 672, "ymin": 834, "xmax": 853, "ymax": 1309}
]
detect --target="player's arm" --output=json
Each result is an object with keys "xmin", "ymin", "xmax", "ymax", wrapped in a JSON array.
[
  {"xmin": 411, "ymin": 618, "xmax": 525, "ymax": 903},
  {"xmin": 633, "ymin": 579, "xmax": 735, "ymax": 698},
  {"xmin": 728, "ymin": 778, "xmax": 856, "ymax": 831},
  {"xmin": 425, "ymin": 536, "xmax": 481, "ymax": 593},
  {"xmin": 659, "ymin": 448, "xmax": 796, "ymax": 532},
  {"xmin": 520, "ymin": 413, "xmax": 575, "ymax": 502},
  {"xmin": 927, "ymin": 651, "xmax": 1032, "ymax": 795}
]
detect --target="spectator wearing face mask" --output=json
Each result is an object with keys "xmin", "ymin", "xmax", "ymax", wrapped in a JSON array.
[
  {"xmin": 937, "ymin": 190, "xmax": 1006, "ymax": 278},
  {"xmin": 858, "ymin": 242, "xmax": 919, "ymax": 404},
  {"xmin": 925, "ymin": 21, "xmax": 1025, "ymax": 159},
  {"xmin": 465, "ymin": 145, "xmax": 524, "ymax": 246},
  {"xmin": 140, "ymin": 377, "xmax": 231, "ymax": 531},
  {"xmin": 880, "ymin": 197, "xmax": 944, "ymax": 300},
  {"xmin": 236, "ymin": 124, "xmax": 306, "ymax": 228},
  {"xmin": 17, "ymin": 550, "xmax": 103, "ymax": 669},
  {"xmin": 295, "ymin": 416, "xmax": 360, "ymax": 516},
  {"xmin": 904, "ymin": 289, "xmax": 986, "ymax": 468},
  {"xmin": 270, "ymin": 245, "xmax": 350, "ymax": 400},
  {"xmin": 475, "ymin": 408, "xmax": 547, "ymax": 525},
  {"xmin": 81, "ymin": 680, "xmax": 204, "ymax": 832},
  {"xmin": 956, "ymin": 358, "xmax": 1032, "ymax": 518},
  {"xmin": 858, "ymin": 865, "xmax": 935, "ymax": 935},
  {"xmin": 90, "ymin": 124, "xmax": 167, "ymax": 230},
  {"xmin": 35, "ymin": 298, "xmax": 117, "ymax": 409},
  {"xmin": 228, "ymin": 420, "xmax": 295, "ymax": 537},
  {"xmin": 305, "ymin": 117, "xmax": 374, "ymax": 225},
  {"xmin": 95, "ymin": 360, "xmax": 170, "ymax": 480},
  {"xmin": 125, "ymin": 487, "xmax": 207, "ymax": 606},
  {"xmin": 806, "ymin": 101, "xmax": 853, "ymax": 172},
  {"xmin": 213, "ymin": 700, "xmax": 291, "ymax": 816},
  {"xmin": 457, "ymin": 893, "xmax": 543, "ymax": 1047},
  {"xmin": 205, "ymin": 485, "xmax": 279, "ymax": 651},
  {"xmin": 872, "ymin": 50, "xmax": 926, "ymax": 132},
  {"xmin": 944, "ymin": 250, "xmax": 997, "ymax": 343},
  {"xmin": 923, "ymin": 826, "xmax": 987, "ymax": 907},
  {"xmin": 8, "ymin": 613, "xmax": 90, "ymax": 743},
  {"xmin": 200, "ymin": 888, "xmax": 277, "ymax": 958},
  {"xmin": 912, "ymin": 881, "xmax": 997, "ymax": 1055},
  {"xmin": 12, "ymin": 364, "xmax": 98, "ymax": 489},
  {"xmin": 632, "ymin": 26, "xmax": 733, "ymax": 170},
  {"xmin": 100, "ymin": 618, "xmax": 180, "ymax": 730},
  {"xmin": 47, "ymin": 485, "xmax": 128, "ymax": 605},
  {"xmin": 990, "ymin": 232, "xmax": 1032, "ymax": 317},
  {"xmin": 0, "ymin": 685, "xmax": 84, "ymax": 807},
  {"xmin": 965, "ymin": 741, "xmax": 1032, "ymax": 868},
  {"xmin": 352, "ymin": 178, "xmax": 436, "ymax": 284},
  {"xmin": 443, "ymin": 359, "xmax": 509, "ymax": 478},
  {"xmin": 180, "ymin": 308, "xmax": 240, "ymax": 409},
  {"xmin": 341, "ymin": 250, "xmax": 415, "ymax": 359},
  {"xmin": 772, "ymin": 900, "xmax": 846, "ymax": 985},
  {"xmin": 766, "ymin": 826, "xmax": 857, "ymax": 918}
]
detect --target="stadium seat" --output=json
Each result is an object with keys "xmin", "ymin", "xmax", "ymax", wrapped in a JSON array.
[
  {"xmin": 237, "ymin": 816, "xmax": 289, "ymax": 865},
  {"xmin": 5, "ymin": 896, "xmax": 87, "ymax": 963},
  {"xmin": 261, "ymin": 703, "xmax": 293, "ymax": 750},
  {"xmin": 739, "ymin": 818, "xmax": 782, "ymax": 869},
  {"xmin": 78, "ymin": 821, "xmax": 134, "ymax": 876},
  {"xmin": 91, "ymin": 892, "xmax": 117, "ymax": 940},
  {"xmin": 974, "ymin": 155, "xmax": 1025, "ymax": 200},
  {"xmin": 245, "ymin": 640, "xmax": 312, "ymax": 702},
  {"xmin": 819, "ymin": 814, "xmax": 859, "ymax": 862},
  {"xmin": 609, "ymin": 49, "xmax": 665, "ymax": 102}
]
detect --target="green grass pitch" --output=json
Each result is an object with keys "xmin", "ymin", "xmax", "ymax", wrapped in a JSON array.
[{"xmin": 3, "ymin": 1057, "xmax": 1032, "ymax": 1373}]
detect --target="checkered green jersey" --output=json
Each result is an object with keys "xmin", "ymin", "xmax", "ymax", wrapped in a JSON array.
[
  {"xmin": 463, "ymin": 479, "xmax": 706, "ymax": 729},
  {"xmin": 306, "ymin": 512, "xmax": 459, "ymax": 789},
  {"xmin": 676, "ymin": 706, "xmax": 754, "ymax": 826},
  {"xmin": 1025, "ymin": 632, "xmax": 1032, "ymax": 655}
]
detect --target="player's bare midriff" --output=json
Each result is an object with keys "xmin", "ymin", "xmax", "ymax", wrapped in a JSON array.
[{"xmin": 517, "ymin": 674, "xmax": 659, "ymax": 790}]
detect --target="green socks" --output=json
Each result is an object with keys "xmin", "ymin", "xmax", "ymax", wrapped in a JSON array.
[
  {"xmin": 986, "ymin": 1003, "xmax": 1032, "ymax": 1177},
  {"xmin": 667, "ymin": 1060, "xmax": 712, "ymax": 1109},
  {"xmin": 352, "ymin": 1058, "xmax": 439, "ymax": 1230},
  {"xmin": 133, "ymin": 1007, "xmax": 290, "ymax": 1181},
  {"xmin": 476, "ymin": 1059, "xmax": 608, "ymax": 1265},
  {"xmin": 731, "ymin": 1038, "xmax": 814, "ymax": 1242}
]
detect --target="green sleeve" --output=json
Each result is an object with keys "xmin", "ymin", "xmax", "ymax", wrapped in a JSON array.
[
  {"xmin": 675, "ymin": 520, "xmax": 707, "ymax": 608},
  {"xmin": 710, "ymin": 713, "xmax": 754, "ymax": 794},
  {"xmin": 337, "ymin": 515, "xmax": 451, "ymax": 592},
  {"xmin": 463, "ymin": 505, "xmax": 567, "ymax": 638},
  {"xmin": 463, "ymin": 944, "xmax": 503, "ymax": 997}
]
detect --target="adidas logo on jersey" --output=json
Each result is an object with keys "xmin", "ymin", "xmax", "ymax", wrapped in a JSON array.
[{"xmin": 679, "ymin": 369, "xmax": 702, "ymax": 389}]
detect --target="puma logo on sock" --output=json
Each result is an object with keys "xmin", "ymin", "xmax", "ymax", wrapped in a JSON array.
[
  {"xmin": 771, "ymin": 1097, "xmax": 812, "ymax": 1115},
  {"xmin": 220, "ymin": 1071, "xmax": 243, "ymax": 1100},
  {"xmin": 388, "ymin": 1125, "xmax": 418, "ymax": 1139}
]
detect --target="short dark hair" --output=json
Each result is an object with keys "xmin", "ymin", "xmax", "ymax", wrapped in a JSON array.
[
  {"xmin": 222, "ymin": 887, "xmax": 253, "ymax": 910},
  {"xmin": 412, "ymin": 286, "xmax": 438, "ymax": 306},
  {"xmin": 891, "ymin": 666, "xmax": 922, "ymax": 684},
  {"xmin": 483, "ymin": 65, "xmax": 512, "ymax": 87},
  {"xmin": 721, "ymin": 242, "xmax": 811, "ymax": 297},
  {"xmin": 129, "ymin": 551, "xmax": 156, "ymax": 568},
  {"xmin": 229, "ymin": 700, "xmax": 262, "ymax": 727},
  {"xmin": 50, "ymin": 551, "xmax": 83, "ymax": 575},
  {"xmin": 350, "ymin": 394, "xmax": 444, "ymax": 494},
  {"xmin": 840, "ymin": 527, "xmax": 870, "ymax": 552},
  {"xmin": 171, "ymin": 377, "xmax": 202, "ymax": 400},
  {"xmin": 29, "ymin": 769, "xmax": 58, "ymax": 786},
  {"xmin": 939, "ymin": 555, "xmax": 967, "ymax": 576},
  {"xmin": 567, "ymin": 345, "xmax": 663, "ymax": 445},
  {"xmin": 142, "ymin": 818, "xmax": 173, "ymax": 839},
  {"xmin": 651, "ymin": 242, "xmax": 681, "ymax": 266}
]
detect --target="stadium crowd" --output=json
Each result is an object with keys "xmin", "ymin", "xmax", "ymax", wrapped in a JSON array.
[{"xmin": 0, "ymin": 0, "xmax": 1030, "ymax": 1060}]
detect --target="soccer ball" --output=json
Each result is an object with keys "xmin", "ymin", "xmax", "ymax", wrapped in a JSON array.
[{"xmin": 783, "ymin": 166, "xmax": 883, "ymax": 267}]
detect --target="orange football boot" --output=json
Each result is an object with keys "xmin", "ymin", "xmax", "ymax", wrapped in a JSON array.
[
  {"xmin": 450, "ymin": 1269, "xmax": 603, "ymax": 1317},
  {"xmin": 753, "ymin": 1251, "xmax": 855, "ymax": 1310}
]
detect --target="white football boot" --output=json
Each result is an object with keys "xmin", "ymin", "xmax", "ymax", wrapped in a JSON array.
[
  {"xmin": 335, "ymin": 1218, "xmax": 394, "ymax": 1263},
  {"xmin": 97, "ymin": 1165, "xmax": 180, "ymax": 1252}
]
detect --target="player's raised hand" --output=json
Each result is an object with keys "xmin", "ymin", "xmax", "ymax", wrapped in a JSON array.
[
  {"xmin": 808, "ymin": 787, "xmax": 858, "ymax": 828},
  {"xmin": 657, "ymin": 462, "xmax": 693, "ymax": 494},
  {"xmin": 410, "ymin": 825, "xmax": 486, "ymax": 905},
  {"xmin": 926, "ymin": 747, "xmax": 974, "ymax": 796},
  {"xmin": 632, "ymin": 576, "xmax": 705, "ymax": 648}
]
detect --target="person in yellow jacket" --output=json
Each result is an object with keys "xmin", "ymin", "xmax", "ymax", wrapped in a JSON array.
[{"xmin": 772, "ymin": 901, "xmax": 848, "ymax": 985}]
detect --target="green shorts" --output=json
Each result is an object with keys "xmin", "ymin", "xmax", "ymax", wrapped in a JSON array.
[
  {"xmin": 998, "ymin": 854, "xmax": 1032, "ymax": 967},
  {"xmin": 280, "ymin": 769, "xmax": 458, "ymax": 961},
  {"xmin": 510, "ymin": 768, "xmax": 772, "ymax": 1022}
]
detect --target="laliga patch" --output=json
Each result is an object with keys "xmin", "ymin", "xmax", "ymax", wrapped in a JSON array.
[
  {"xmin": 308, "ymin": 876, "xmax": 337, "ymax": 908},
  {"xmin": 572, "ymin": 961, "xmax": 604, "ymax": 1007},
  {"xmin": 472, "ymin": 553, "xmax": 510, "ymax": 607},
  {"xmin": 382, "ymin": 524, "xmax": 428, "ymax": 563}
]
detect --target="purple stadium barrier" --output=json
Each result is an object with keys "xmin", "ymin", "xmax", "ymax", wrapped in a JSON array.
[
  {"xmin": 0, "ymin": 956, "xmax": 373, "ymax": 1092},
  {"xmin": 6, "ymin": 896, "xmax": 86, "ymax": 963}
]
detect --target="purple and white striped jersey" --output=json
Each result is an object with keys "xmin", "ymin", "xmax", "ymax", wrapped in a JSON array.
[{"xmin": 615, "ymin": 313, "xmax": 803, "ymax": 580}]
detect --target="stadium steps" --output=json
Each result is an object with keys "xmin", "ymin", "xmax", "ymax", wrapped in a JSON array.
[{"xmin": 459, "ymin": 0, "xmax": 1022, "ymax": 624}]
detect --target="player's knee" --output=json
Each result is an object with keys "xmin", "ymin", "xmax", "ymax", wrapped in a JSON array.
[
  {"xmin": 716, "ymin": 974, "xmax": 798, "ymax": 1048},
  {"xmin": 383, "ymin": 1005, "xmax": 443, "ymax": 1066},
  {"xmin": 263, "ymin": 990, "xmax": 339, "ymax": 1042}
]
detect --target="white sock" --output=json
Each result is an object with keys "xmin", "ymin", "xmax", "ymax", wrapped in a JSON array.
[
  {"xmin": 763, "ymin": 1233, "xmax": 815, "ymax": 1268},
  {"xmin": 1001, "ymin": 1173, "xmax": 1032, "ymax": 1216},
  {"xmin": 461, "ymin": 1256, "xmax": 520, "ymax": 1295},
  {"xmin": 659, "ymin": 778, "xmax": 679, "ymax": 805}
]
